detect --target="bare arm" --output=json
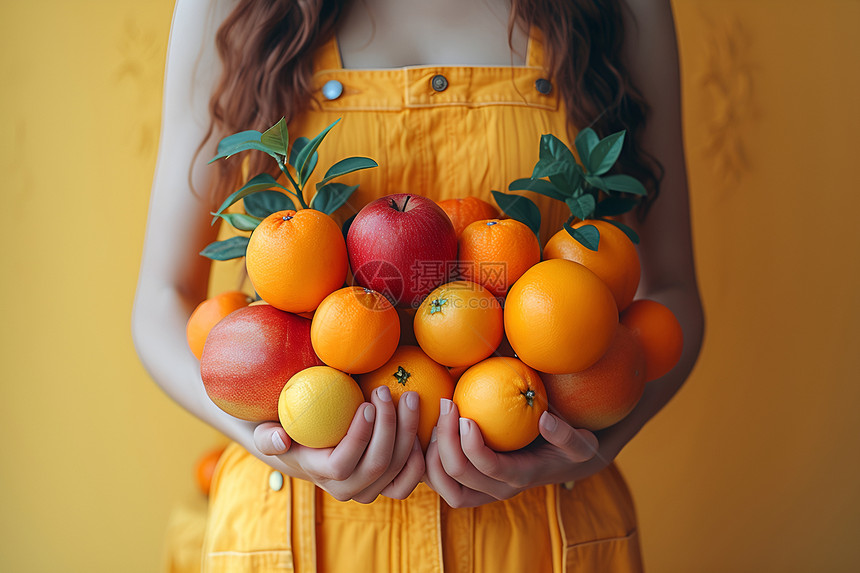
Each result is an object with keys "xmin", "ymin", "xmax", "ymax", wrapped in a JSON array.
[
  {"xmin": 425, "ymin": 0, "xmax": 705, "ymax": 507},
  {"xmin": 131, "ymin": 0, "xmax": 423, "ymax": 503}
]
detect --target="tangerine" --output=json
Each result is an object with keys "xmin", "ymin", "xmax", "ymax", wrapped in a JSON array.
[
  {"xmin": 504, "ymin": 259, "xmax": 618, "ymax": 374},
  {"xmin": 245, "ymin": 209, "xmax": 348, "ymax": 313},
  {"xmin": 436, "ymin": 196, "xmax": 500, "ymax": 237},
  {"xmin": 458, "ymin": 218, "xmax": 540, "ymax": 298},
  {"xmin": 278, "ymin": 366, "xmax": 365, "ymax": 449},
  {"xmin": 541, "ymin": 324, "xmax": 646, "ymax": 431},
  {"xmin": 311, "ymin": 286, "xmax": 400, "ymax": 374},
  {"xmin": 413, "ymin": 280, "xmax": 503, "ymax": 367},
  {"xmin": 620, "ymin": 299, "xmax": 684, "ymax": 381},
  {"xmin": 453, "ymin": 357, "xmax": 548, "ymax": 451},
  {"xmin": 543, "ymin": 219, "xmax": 641, "ymax": 311},
  {"xmin": 194, "ymin": 445, "xmax": 227, "ymax": 496},
  {"xmin": 186, "ymin": 291, "xmax": 253, "ymax": 359},
  {"xmin": 356, "ymin": 346, "xmax": 454, "ymax": 450}
]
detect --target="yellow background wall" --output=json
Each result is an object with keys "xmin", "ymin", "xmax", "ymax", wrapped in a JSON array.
[{"xmin": 1, "ymin": 1, "xmax": 858, "ymax": 572}]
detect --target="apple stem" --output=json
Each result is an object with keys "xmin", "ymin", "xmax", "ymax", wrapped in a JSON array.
[{"xmin": 402, "ymin": 195, "xmax": 411, "ymax": 211}]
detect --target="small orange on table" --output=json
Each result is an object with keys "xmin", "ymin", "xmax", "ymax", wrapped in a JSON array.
[
  {"xmin": 311, "ymin": 286, "xmax": 400, "ymax": 374},
  {"xmin": 436, "ymin": 196, "xmax": 500, "ymax": 237},
  {"xmin": 356, "ymin": 345, "xmax": 454, "ymax": 450},
  {"xmin": 245, "ymin": 209, "xmax": 347, "ymax": 313},
  {"xmin": 413, "ymin": 280, "xmax": 503, "ymax": 368},
  {"xmin": 458, "ymin": 218, "xmax": 541, "ymax": 298},
  {"xmin": 186, "ymin": 291, "xmax": 253, "ymax": 359},
  {"xmin": 453, "ymin": 357, "xmax": 548, "ymax": 452},
  {"xmin": 543, "ymin": 219, "xmax": 641, "ymax": 312},
  {"xmin": 505, "ymin": 259, "xmax": 618, "ymax": 374}
]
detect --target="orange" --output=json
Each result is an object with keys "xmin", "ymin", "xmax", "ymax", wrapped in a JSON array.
[
  {"xmin": 504, "ymin": 259, "xmax": 618, "ymax": 374},
  {"xmin": 311, "ymin": 286, "xmax": 400, "ymax": 374},
  {"xmin": 541, "ymin": 324, "xmax": 646, "ymax": 431},
  {"xmin": 194, "ymin": 445, "xmax": 227, "ymax": 496},
  {"xmin": 245, "ymin": 209, "xmax": 348, "ymax": 313},
  {"xmin": 620, "ymin": 299, "xmax": 683, "ymax": 381},
  {"xmin": 413, "ymin": 280, "xmax": 503, "ymax": 367},
  {"xmin": 356, "ymin": 346, "xmax": 454, "ymax": 450},
  {"xmin": 278, "ymin": 366, "xmax": 365, "ymax": 449},
  {"xmin": 453, "ymin": 357, "xmax": 548, "ymax": 451},
  {"xmin": 186, "ymin": 291, "xmax": 253, "ymax": 359},
  {"xmin": 458, "ymin": 218, "xmax": 541, "ymax": 298},
  {"xmin": 436, "ymin": 196, "xmax": 500, "ymax": 237},
  {"xmin": 543, "ymin": 219, "xmax": 641, "ymax": 311}
]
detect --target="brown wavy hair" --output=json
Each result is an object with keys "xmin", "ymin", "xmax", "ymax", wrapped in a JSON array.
[{"xmin": 200, "ymin": 0, "xmax": 663, "ymax": 217}]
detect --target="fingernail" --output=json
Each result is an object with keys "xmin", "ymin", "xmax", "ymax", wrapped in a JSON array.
[
  {"xmin": 272, "ymin": 432, "xmax": 287, "ymax": 452},
  {"xmin": 440, "ymin": 398, "xmax": 452, "ymax": 415},
  {"xmin": 364, "ymin": 404, "xmax": 376, "ymax": 423},
  {"xmin": 406, "ymin": 391, "xmax": 419, "ymax": 411},
  {"xmin": 541, "ymin": 411, "xmax": 557, "ymax": 432},
  {"xmin": 430, "ymin": 427, "xmax": 438, "ymax": 443},
  {"xmin": 459, "ymin": 418, "xmax": 470, "ymax": 436},
  {"xmin": 377, "ymin": 385, "xmax": 392, "ymax": 402}
]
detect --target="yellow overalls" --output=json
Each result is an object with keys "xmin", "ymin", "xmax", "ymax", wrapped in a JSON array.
[{"xmin": 200, "ymin": 29, "xmax": 643, "ymax": 573}]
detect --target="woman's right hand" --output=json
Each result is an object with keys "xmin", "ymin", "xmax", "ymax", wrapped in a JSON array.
[{"xmin": 252, "ymin": 387, "xmax": 425, "ymax": 504}]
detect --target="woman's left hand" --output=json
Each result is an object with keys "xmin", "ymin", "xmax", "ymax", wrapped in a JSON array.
[{"xmin": 424, "ymin": 398, "xmax": 605, "ymax": 508}]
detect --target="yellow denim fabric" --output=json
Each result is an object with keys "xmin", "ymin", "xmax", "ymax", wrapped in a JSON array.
[{"xmin": 200, "ymin": 29, "xmax": 643, "ymax": 573}]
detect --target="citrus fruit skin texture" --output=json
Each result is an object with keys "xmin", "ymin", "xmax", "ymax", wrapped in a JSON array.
[
  {"xmin": 311, "ymin": 286, "xmax": 400, "ymax": 374},
  {"xmin": 620, "ymin": 299, "xmax": 684, "ymax": 382},
  {"xmin": 453, "ymin": 357, "xmax": 548, "ymax": 452},
  {"xmin": 543, "ymin": 219, "xmax": 641, "ymax": 312},
  {"xmin": 356, "ymin": 346, "xmax": 454, "ymax": 451},
  {"xmin": 504, "ymin": 259, "xmax": 618, "ymax": 374},
  {"xmin": 186, "ymin": 291, "xmax": 253, "ymax": 359},
  {"xmin": 245, "ymin": 209, "xmax": 348, "ymax": 313},
  {"xmin": 436, "ymin": 197, "xmax": 500, "ymax": 237},
  {"xmin": 541, "ymin": 324, "xmax": 646, "ymax": 431},
  {"xmin": 200, "ymin": 305, "xmax": 323, "ymax": 422},
  {"xmin": 413, "ymin": 280, "xmax": 503, "ymax": 367},
  {"xmin": 278, "ymin": 366, "xmax": 365, "ymax": 449},
  {"xmin": 458, "ymin": 218, "xmax": 541, "ymax": 298}
]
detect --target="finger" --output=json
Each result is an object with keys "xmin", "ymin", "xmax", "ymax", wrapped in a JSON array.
[
  {"xmin": 349, "ymin": 385, "xmax": 399, "ymax": 484},
  {"xmin": 379, "ymin": 437, "xmax": 425, "ymax": 500},
  {"xmin": 353, "ymin": 391, "xmax": 421, "ymax": 503},
  {"xmin": 302, "ymin": 402, "xmax": 375, "ymax": 481},
  {"xmin": 457, "ymin": 417, "xmax": 527, "ymax": 487},
  {"xmin": 436, "ymin": 400, "xmax": 514, "ymax": 500},
  {"xmin": 424, "ymin": 431, "xmax": 497, "ymax": 509},
  {"xmin": 253, "ymin": 422, "xmax": 291, "ymax": 455},
  {"xmin": 539, "ymin": 411, "xmax": 599, "ymax": 463}
]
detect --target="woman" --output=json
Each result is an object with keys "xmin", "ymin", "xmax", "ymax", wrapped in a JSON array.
[{"xmin": 133, "ymin": 0, "xmax": 704, "ymax": 570}]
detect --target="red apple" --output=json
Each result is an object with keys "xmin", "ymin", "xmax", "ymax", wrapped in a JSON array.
[
  {"xmin": 347, "ymin": 193, "xmax": 458, "ymax": 307},
  {"xmin": 200, "ymin": 304, "xmax": 323, "ymax": 422}
]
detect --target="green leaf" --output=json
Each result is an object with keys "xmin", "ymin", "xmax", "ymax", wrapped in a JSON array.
[
  {"xmin": 296, "ymin": 118, "xmax": 341, "ymax": 186},
  {"xmin": 215, "ymin": 130, "xmax": 262, "ymax": 156},
  {"xmin": 564, "ymin": 195, "xmax": 596, "ymax": 221},
  {"xmin": 600, "ymin": 218, "xmax": 640, "ymax": 244},
  {"xmin": 311, "ymin": 183, "xmax": 359, "ymax": 215},
  {"xmin": 316, "ymin": 156, "xmax": 378, "ymax": 189},
  {"xmin": 564, "ymin": 221, "xmax": 600, "ymax": 251},
  {"xmin": 491, "ymin": 191, "xmax": 541, "ymax": 237},
  {"xmin": 199, "ymin": 236, "xmax": 250, "ymax": 261},
  {"xmin": 539, "ymin": 133, "xmax": 576, "ymax": 163},
  {"xmin": 594, "ymin": 196, "xmax": 640, "ymax": 217},
  {"xmin": 584, "ymin": 174, "xmax": 609, "ymax": 192},
  {"xmin": 574, "ymin": 128, "xmax": 599, "ymax": 166},
  {"xmin": 602, "ymin": 174, "xmax": 647, "ymax": 196},
  {"xmin": 244, "ymin": 190, "xmax": 295, "ymax": 218},
  {"xmin": 260, "ymin": 118, "xmax": 289, "ymax": 157},
  {"xmin": 211, "ymin": 173, "xmax": 289, "ymax": 222},
  {"xmin": 587, "ymin": 131, "xmax": 625, "ymax": 176},
  {"xmin": 549, "ymin": 164, "xmax": 583, "ymax": 195},
  {"xmin": 288, "ymin": 137, "xmax": 309, "ymax": 167},
  {"xmin": 508, "ymin": 178, "xmax": 568, "ymax": 201},
  {"xmin": 209, "ymin": 140, "xmax": 278, "ymax": 164},
  {"xmin": 211, "ymin": 212, "xmax": 263, "ymax": 232}
]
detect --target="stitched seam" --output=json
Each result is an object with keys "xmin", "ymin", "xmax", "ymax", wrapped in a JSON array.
[{"xmin": 565, "ymin": 528, "xmax": 638, "ymax": 550}]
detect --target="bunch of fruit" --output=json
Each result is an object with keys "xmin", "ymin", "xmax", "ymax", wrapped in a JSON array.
[{"xmin": 186, "ymin": 119, "xmax": 684, "ymax": 454}]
